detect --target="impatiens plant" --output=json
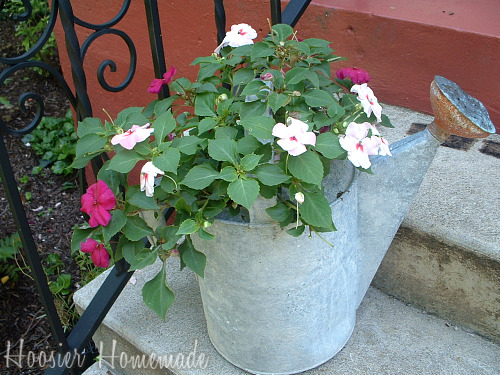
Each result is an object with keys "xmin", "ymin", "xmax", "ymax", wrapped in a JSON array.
[{"xmin": 71, "ymin": 23, "xmax": 393, "ymax": 319}]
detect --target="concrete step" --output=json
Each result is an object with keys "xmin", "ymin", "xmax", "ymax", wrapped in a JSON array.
[
  {"xmin": 376, "ymin": 105, "xmax": 499, "ymax": 342},
  {"xmin": 77, "ymin": 260, "xmax": 500, "ymax": 375}
]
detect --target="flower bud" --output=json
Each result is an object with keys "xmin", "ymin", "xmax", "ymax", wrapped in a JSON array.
[{"xmin": 295, "ymin": 192, "xmax": 305, "ymax": 204}]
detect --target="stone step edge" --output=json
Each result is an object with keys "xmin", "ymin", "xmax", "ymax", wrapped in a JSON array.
[{"xmin": 374, "ymin": 224, "xmax": 499, "ymax": 343}]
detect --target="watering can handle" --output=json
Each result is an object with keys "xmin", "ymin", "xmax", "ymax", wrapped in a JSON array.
[{"xmin": 428, "ymin": 76, "xmax": 496, "ymax": 142}]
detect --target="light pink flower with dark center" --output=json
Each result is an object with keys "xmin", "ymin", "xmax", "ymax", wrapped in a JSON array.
[
  {"xmin": 272, "ymin": 117, "xmax": 316, "ymax": 156},
  {"xmin": 336, "ymin": 67, "xmax": 370, "ymax": 84},
  {"xmin": 81, "ymin": 238, "xmax": 110, "ymax": 268},
  {"xmin": 351, "ymin": 83, "xmax": 382, "ymax": 122},
  {"xmin": 80, "ymin": 180, "xmax": 116, "ymax": 227},
  {"xmin": 148, "ymin": 66, "xmax": 177, "ymax": 94},
  {"xmin": 111, "ymin": 123, "xmax": 154, "ymax": 150},
  {"xmin": 214, "ymin": 23, "xmax": 257, "ymax": 54},
  {"xmin": 339, "ymin": 122, "xmax": 380, "ymax": 169}
]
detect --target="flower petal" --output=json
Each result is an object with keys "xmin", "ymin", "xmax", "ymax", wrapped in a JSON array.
[
  {"xmin": 81, "ymin": 238, "xmax": 98, "ymax": 253},
  {"xmin": 91, "ymin": 244, "xmax": 110, "ymax": 268}
]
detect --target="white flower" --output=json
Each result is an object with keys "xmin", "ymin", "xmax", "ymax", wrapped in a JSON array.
[
  {"xmin": 214, "ymin": 23, "xmax": 257, "ymax": 54},
  {"xmin": 111, "ymin": 123, "xmax": 154, "ymax": 150},
  {"xmin": 351, "ymin": 83, "xmax": 382, "ymax": 122},
  {"xmin": 140, "ymin": 162, "xmax": 164, "ymax": 197},
  {"xmin": 272, "ymin": 117, "xmax": 316, "ymax": 156},
  {"xmin": 339, "ymin": 122, "xmax": 380, "ymax": 169}
]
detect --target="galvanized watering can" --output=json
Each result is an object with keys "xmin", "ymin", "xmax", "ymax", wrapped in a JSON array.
[{"xmin": 192, "ymin": 76, "xmax": 495, "ymax": 375}]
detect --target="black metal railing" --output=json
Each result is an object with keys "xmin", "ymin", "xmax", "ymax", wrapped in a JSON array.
[{"xmin": 0, "ymin": 1, "xmax": 311, "ymax": 373}]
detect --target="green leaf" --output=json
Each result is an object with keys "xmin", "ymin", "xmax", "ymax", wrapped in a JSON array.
[
  {"xmin": 198, "ymin": 118, "xmax": 217, "ymax": 135},
  {"xmin": 286, "ymin": 225, "xmax": 305, "ymax": 237},
  {"xmin": 198, "ymin": 228, "xmax": 215, "ymax": 240},
  {"xmin": 208, "ymin": 138, "xmax": 238, "ymax": 164},
  {"xmin": 75, "ymin": 134, "xmax": 107, "ymax": 157},
  {"xmin": 239, "ymin": 100, "xmax": 267, "ymax": 120},
  {"xmin": 195, "ymin": 92, "xmax": 216, "ymax": 116},
  {"xmin": 77, "ymin": 117, "xmax": 103, "ymax": 138},
  {"xmin": 107, "ymin": 150, "xmax": 142, "ymax": 173},
  {"xmin": 272, "ymin": 24, "xmax": 294, "ymax": 42},
  {"xmin": 156, "ymin": 226, "xmax": 181, "ymax": 250},
  {"xmin": 240, "ymin": 116, "xmax": 275, "ymax": 139},
  {"xmin": 153, "ymin": 147, "xmax": 180, "ymax": 174},
  {"xmin": 240, "ymin": 154, "xmax": 263, "ymax": 171},
  {"xmin": 327, "ymin": 101, "xmax": 345, "ymax": 120},
  {"xmin": 128, "ymin": 191, "xmax": 160, "ymax": 210},
  {"xmin": 214, "ymin": 126, "xmax": 238, "ymax": 140},
  {"xmin": 241, "ymin": 80, "xmax": 267, "ymax": 97},
  {"xmin": 178, "ymin": 236, "xmax": 206, "ymax": 277},
  {"xmin": 128, "ymin": 248, "xmax": 158, "ymax": 272},
  {"xmin": 122, "ymin": 239, "xmax": 145, "ymax": 264},
  {"xmin": 122, "ymin": 216, "xmax": 154, "ymax": 241},
  {"xmin": 233, "ymin": 68, "xmax": 256, "ymax": 87},
  {"xmin": 219, "ymin": 166, "xmax": 238, "ymax": 182},
  {"xmin": 102, "ymin": 209, "xmax": 127, "ymax": 243},
  {"xmin": 285, "ymin": 67, "xmax": 308, "ymax": 85},
  {"xmin": 288, "ymin": 151, "xmax": 324, "ymax": 185},
  {"xmin": 380, "ymin": 114, "xmax": 394, "ymax": 128},
  {"xmin": 251, "ymin": 42, "xmax": 275, "ymax": 60},
  {"xmin": 227, "ymin": 178, "xmax": 260, "ymax": 210},
  {"xmin": 300, "ymin": 192, "xmax": 333, "ymax": 229},
  {"xmin": 237, "ymin": 135, "xmax": 262, "ymax": 155},
  {"xmin": 303, "ymin": 89, "xmax": 334, "ymax": 107},
  {"xmin": 171, "ymin": 136, "xmax": 201, "ymax": 155},
  {"xmin": 176, "ymin": 219, "xmax": 200, "ymax": 235},
  {"xmin": 265, "ymin": 202, "xmax": 290, "ymax": 222},
  {"xmin": 254, "ymin": 164, "xmax": 290, "ymax": 186},
  {"xmin": 152, "ymin": 110, "xmax": 176, "ymax": 142},
  {"xmin": 267, "ymin": 92, "xmax": 290, "ymax": 113},
  {"xmin": 315, "ymin": 132, "xmax": 344, "ymax": 159},
  {"xmin": 153, "ymin": 96, "xmax": 178, "ymax": 114},
  {"xmin": 181, "ymin": 165, "xmax": 219, "ymax": 189},
  {"xmin": 142, "ymin": 263, "xmax": 175, "ymax": 320}
]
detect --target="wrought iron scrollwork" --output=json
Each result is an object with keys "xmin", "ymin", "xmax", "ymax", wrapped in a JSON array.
[
  {"xmin": 80, "ymin": 28, "xmax": 137, "ymax": 93},
  {"xmin": 0, "ymin": 60, "xmax": 76, "ymax": 136}
]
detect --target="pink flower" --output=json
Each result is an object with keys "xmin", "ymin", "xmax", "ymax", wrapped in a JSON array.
[
  {"xmin": 147, "ymin": 66, "xmax": 177, "ymax": 94},
  {"xmin": 351, "ymin": 83, "xmax": 382, "ymax": 122},
  {"xmin": 140, "ymin": 161, "xmax": 164, "ymax": 197},
  {"xmin": 111, "ymin": 123, "xmax": 154, "ymax": 150},
  {"xmin": 214, "ymin": 23, "xmax": 257, "ymax": 54},
  {"xmin": 339, "ymin": 122, "xmax": 380, "ymax": 169},
  {"xmin": 336, "ymin": 67, "xmax": 370, "ymax": 84},
  {"xmin": 272, "ymin": 117, "xmax": 316, "ymax": 156},
  {"xmin": 260, "ymin": 72, "xmax": 274, "ymax": 81},
  {"xmin": 81, "ymin": 238, "xmax": 110, "ymax": 268},
  {"xmin": 80, "ymin": 180, "xmax": 116, "ymax": 227}
]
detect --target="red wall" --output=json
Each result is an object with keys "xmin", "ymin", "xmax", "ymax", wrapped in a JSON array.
[{"xmin": 54, "ymin": 0, "xmax": 499, "ymax": 131}]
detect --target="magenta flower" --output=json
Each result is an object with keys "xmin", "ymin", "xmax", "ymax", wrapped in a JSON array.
[
  {"xmin": 336, "ymin": 67, "xmax": 371, "ymax": 84},
  {"xmin": 272, "ymin": 117, "xmax": 316, "ymax": 156},
  {"xmin": 81, "ymin": 238, "xmax": 110, "ymax": 268},
  {"xmin": 147, "ymin": 66, "xmax": 177, "ymax": 94},
  {"xmin": 80, "ymin": 180, "xmax": 116, "ymax": 227},
  {"xmin": 111, "ymin": 123, "xmax": 154, "ymax": 150}
]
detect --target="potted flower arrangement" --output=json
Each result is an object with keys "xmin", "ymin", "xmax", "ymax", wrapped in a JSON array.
[{"xmin": 71, "ymin": 22, "xmax": 393, "ymax": 374}]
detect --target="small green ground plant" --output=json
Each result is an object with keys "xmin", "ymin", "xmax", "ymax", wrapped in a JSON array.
[
  {"xmin": 0, "ymin": 0, "xmax": 58, "ymax": 69},
  {"xmin": 22, "ymin": 110, "xmax": 77, "ymax": 176},
  {"xmin": 0, "ymin": 232, "xmax": 25, "ymax": 285}
]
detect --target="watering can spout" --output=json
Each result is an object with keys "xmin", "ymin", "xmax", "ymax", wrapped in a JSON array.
[{"xmin": 354, "ymin": 76, "xmax": 495, "ymax": 307}]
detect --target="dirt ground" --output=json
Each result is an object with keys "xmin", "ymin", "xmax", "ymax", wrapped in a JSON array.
[{"xmin": 1, "ymin": 20, "xmax": 84, "ymax": 374}]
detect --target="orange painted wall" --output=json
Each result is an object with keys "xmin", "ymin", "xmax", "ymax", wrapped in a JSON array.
[{"xmin": 54, "ymin": 0, "xmax": 499, "ymax": 131}]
